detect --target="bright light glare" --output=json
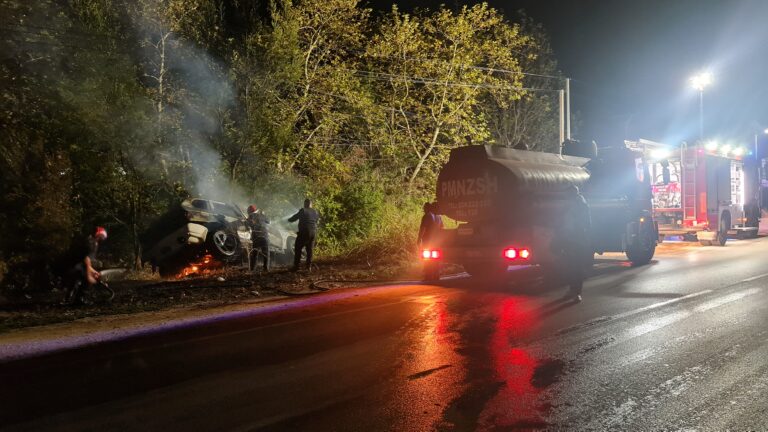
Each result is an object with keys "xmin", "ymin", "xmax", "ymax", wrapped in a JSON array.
[
  {"xmin": 690, "ymin": 72, "xmax": 713, "ymax": 91},
  {"xmin": 764, "ymin": 128, "xmax": 768, "ymax": 135},
  {"xmin": 421, "ymin": 250, "xmax": 431, "ymax": 259},
  {"xmin": 503, "ymin": 248, "xmax": 517, "ymax": 259},
  {"xmin": 720, "ymin": 144, "xmax": 732, "ymax": 154},
  {"xmin": 733, "ymin": 147, "xmax": 744, "ymax": 156},
  {"xmin": 650, "ymin": 148, "xmax": 671, "ymax": 160},
  {"xmin": 705, "ymin": 141, "xmax": 718, "ymax": 151},
  {"xmin": 519, "ymin": 249, "xmax": 531, "ymax": 259}
]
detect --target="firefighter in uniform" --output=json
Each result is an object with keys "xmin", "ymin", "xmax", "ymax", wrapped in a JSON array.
[
  {"xmin": 417, "ymin": 202, "xmax": 442, "ymax": 248},
  {"xmin": 247, "ymin": 205, "xmax": 270, "ymax": 272},
  {"xmin": 62, "ymin": 226, "xmax": 107, "ymax": 304},
  {"xmin": 288, "ymin": 198, "xmax": 320, "ymax": 272},
  {"xmin": 418, "ymin": 202, "xmax": 444, "ymax": 281}
]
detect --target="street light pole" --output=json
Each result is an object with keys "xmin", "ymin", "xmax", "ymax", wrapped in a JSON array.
[
  {"xmin": 690, "ymin": 72, "xmax": 713, "ymax": 143},
  {"xmin": 699, "ymin": 90, "xmax": 704, "ymax": 141}
]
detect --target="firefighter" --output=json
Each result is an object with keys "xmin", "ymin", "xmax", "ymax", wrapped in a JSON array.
[
  {"xmin": 418, "ymin": 202, "xmax": 443, "ymax": 281},
  {"xmin": 62, "ymin": 226, "xmax": 107, "ymax": 304},
  {"xmin": 288, "ymin": 198, "xmax": 320, "ymax": 272},
  {"xmin": 247, "ymin": 205, "xmax": 270, "ymax": 272},
  {"xmin": 417, "ymin": 202, "xmax": 443, "ymax": 248},
  {"xmin": 558, "ymin": 185, "xmax": 591, "ymax": 302}
]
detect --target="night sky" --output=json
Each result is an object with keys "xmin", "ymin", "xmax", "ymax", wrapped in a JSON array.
[{"xmin": 369, "ymin": 0, "xmax": 768, "ymax": 147}]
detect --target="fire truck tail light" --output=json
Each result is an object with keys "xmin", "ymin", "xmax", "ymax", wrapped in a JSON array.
[
  {"xmin": 503, "ymin": 248, "xmax": 517, "ymax": 259},
  {"xmin": 421, "ymin": 249, "xmax": 442, "ymax": 260},
  {"xmin": 519, "ymin": 248, "xmax": 531, "ymax": 259}
]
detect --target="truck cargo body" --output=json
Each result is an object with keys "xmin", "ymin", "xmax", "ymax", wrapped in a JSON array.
[{"xmin": 428, "ymin": 145, "xmax": 657, "ymax": 278}]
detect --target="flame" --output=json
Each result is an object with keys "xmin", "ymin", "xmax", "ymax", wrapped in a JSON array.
[{"xmin": 176, "ymin": 254, "xmax": 217, "ymax": 278}]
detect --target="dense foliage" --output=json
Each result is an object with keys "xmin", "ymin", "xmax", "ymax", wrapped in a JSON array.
[{"xmin": 0, "ymin": 0, "xmax": 563, "ymax": 290}]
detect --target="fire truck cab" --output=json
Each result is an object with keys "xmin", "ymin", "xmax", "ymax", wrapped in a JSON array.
[{"xmin": 628, "ymin": 139, "xmax": 757, "ymax": 245}]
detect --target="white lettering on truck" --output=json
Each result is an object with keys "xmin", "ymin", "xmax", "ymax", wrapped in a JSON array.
[{"xmin": 441, "ymin": 173, "xmax": 499, "ymax": 198}]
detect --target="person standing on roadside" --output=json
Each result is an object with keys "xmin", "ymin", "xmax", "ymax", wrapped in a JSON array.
[
  {"xmin": 559, "ymin": 185, "xmax": 592, "ymax": 302},
  {"xmin": 62, "ymin": 226, "xmax": 107, "ymax": 304},
  {"xmin": 417, "ymin": 202, "xmax": 442, "ymax": 249},
  {"xmin": 247, "ymin": 205, "xmax": 271, "ymax": 273},
  {"xmin": 288, "ymin": 198, "xmax": 320, "ymax": 272}
]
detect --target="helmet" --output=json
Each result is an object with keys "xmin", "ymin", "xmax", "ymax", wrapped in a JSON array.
[
  {"xmin": 94, "ymin": 226, "xmax": 108, "ymax": 240},
  {"xmin": 247, "ymin": 205, "xmax": 257, "ymax": 214}
]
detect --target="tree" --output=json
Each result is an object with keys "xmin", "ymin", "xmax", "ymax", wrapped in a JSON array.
[
  {"xmin": 483, "ymin": 14, "xmax": 563, "ymax": 153},
  {"xmin": 367, "ymin": 4, "xmax": 534, "ymax": 192}
]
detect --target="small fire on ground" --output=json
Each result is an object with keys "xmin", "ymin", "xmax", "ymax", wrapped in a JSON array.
[{"xmin": 177, "ymin": 254, "xmax": 220, "ymax": 279}]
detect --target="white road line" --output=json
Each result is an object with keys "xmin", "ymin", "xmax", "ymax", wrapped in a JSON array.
[
  {"xmin": 554, "ymin": 290, "xmax": 712, "ymax": 337},
  {"xmin": 612, "ymin": 290, "xmax": 713, "ymax": 321},
  {"xmin": 694, "ymin": 288, "xmax": 761, "ymax": 313},
  {"xmin": 598, "ymin": 273, "xmax": 768, "ymax": 325},
  {"xmin": 741, "ymin": 272, "xmax": 768, "ymax": 283}
]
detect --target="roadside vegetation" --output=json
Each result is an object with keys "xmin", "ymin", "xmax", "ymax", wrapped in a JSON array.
[{"xmin": 0, "ymin": 0, "xmax": 563, "ymax": 294}]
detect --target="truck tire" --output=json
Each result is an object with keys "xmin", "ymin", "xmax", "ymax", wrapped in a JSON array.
[
  {"xmin": 714, "ymin": 214, "xmax": 730, "ymax": 246},
  {"xmin": 626, "ymin": 223, "xmax": 656, "ymax": 266}
]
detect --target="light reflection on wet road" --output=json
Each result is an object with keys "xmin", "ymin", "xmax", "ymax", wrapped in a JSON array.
[{"xmin": 3, "ymin": 239, "xmax": 768, "ymax": 431}]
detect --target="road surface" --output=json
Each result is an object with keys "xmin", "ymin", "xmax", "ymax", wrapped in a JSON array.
[{"xmin": 2, "ymin": 238, "xmax": 768, "ymax": 431}]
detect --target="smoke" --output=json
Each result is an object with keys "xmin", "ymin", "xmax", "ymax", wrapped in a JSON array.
[
  {"xmin": 131, "ymin": 8, "xmax": 251, "ymax": 207},
  {"xmin": 4, "ymin": 0, "xmax": 307, "ymax": 223}
]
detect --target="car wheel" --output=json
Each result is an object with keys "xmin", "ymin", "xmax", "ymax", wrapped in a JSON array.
[{"xmin": 207, "ymin": 227, "xmax": 241, "ymax": 262}]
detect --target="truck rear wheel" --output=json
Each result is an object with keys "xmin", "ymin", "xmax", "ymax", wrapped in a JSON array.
[
  {"xmin": 714, "ymin": 214, "xmax": 730, "ymax": 246},
  {"xmin": 626, "ymin": 223, "xmax": 656, "ymax": 266}
]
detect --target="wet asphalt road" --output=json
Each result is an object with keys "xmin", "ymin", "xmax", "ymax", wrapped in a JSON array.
[{"xmin": 2, "ymin": 238, "xmax": 768, "ymax": 431}]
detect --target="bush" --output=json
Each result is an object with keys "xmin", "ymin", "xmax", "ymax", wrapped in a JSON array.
[{"xmin": 315, "ymin": 179, "xmax": 386, "ymax": 255}]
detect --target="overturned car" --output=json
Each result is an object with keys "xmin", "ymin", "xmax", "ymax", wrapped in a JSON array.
[{"xmin": 142, "ymin": 198, "xmax": 296, "ymax": 277}]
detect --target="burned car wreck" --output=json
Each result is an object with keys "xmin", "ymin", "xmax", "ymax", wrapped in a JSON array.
[{"xmin": 142, "ymin": 198, "xmax": 296, "ymax": 277}]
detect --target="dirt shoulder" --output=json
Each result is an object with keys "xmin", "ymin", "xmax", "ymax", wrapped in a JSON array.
[{"xmin": 0, "ymin": 258, "xmax": 426, "ymax": 335}]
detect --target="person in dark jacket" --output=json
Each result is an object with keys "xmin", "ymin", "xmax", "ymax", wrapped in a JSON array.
[
  {"xmin": 417, "ymin": 202, "xmax": 443, "ymax": 248},
  {"xmin": 288, "ymin": 198, "xmax": 320, "ymax": 271},
  {"xmin": 62, "ymin": 226, "xmax": 107, "ymax": 304},
  {"xmin": 247, "ymin": 205, "xmax": 271, "ymax": 272},
  {"xmin": 559, "ymin": 186, "xmax": 592, "ymax": 302}
]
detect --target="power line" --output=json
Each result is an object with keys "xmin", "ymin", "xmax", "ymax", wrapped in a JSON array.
[
  {"xmin": 348, "ymin": 68, "xmax": 557, "ymax": 93},
  {"xmin": 348, "ymin": 47, "xmax": 564, "ymax": 80}
]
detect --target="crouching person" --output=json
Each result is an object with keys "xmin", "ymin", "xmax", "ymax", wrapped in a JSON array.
[{"xmin": 62, "ymin": 226, "xmax": 107, "ymax": 304}]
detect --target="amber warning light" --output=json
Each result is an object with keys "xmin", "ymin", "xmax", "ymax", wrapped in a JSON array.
[{"xmin": 421, "ymin": 249, "xmax": 442, "ymax": 260}]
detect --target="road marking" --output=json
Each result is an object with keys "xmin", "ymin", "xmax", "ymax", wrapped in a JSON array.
[
  {"xmin": 555, "ymin": 290, "xmax": 712, "ymax": 336},
  {"xmin": 612, "ymin": 290, "xmax": 713, "ymax": 321},
  {"xmin": 694, "ymin": 288, "xmax": 760, "ymax": 312},
  {"xmin": 741, "ymin": 272, "xmax": 768, "ymax": 283}
]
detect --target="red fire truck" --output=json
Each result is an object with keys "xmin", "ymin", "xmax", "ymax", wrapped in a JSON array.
[{"xmin": 627, "ymin": 139, "xmax": 757, "ymax": 245}]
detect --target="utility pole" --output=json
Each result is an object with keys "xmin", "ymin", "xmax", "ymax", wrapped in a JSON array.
[
  {"xmin": 565, "ymin": 77, "xmax": 571, "ymax": 140},
  {"xmin": 559, "ymin": 89, "xmax": 565, "ymax": 147}
]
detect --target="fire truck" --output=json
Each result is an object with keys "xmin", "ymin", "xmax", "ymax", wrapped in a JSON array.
[{"xmin": 626, "ymin": 139, "xmax": 758, "ymax": 245}]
